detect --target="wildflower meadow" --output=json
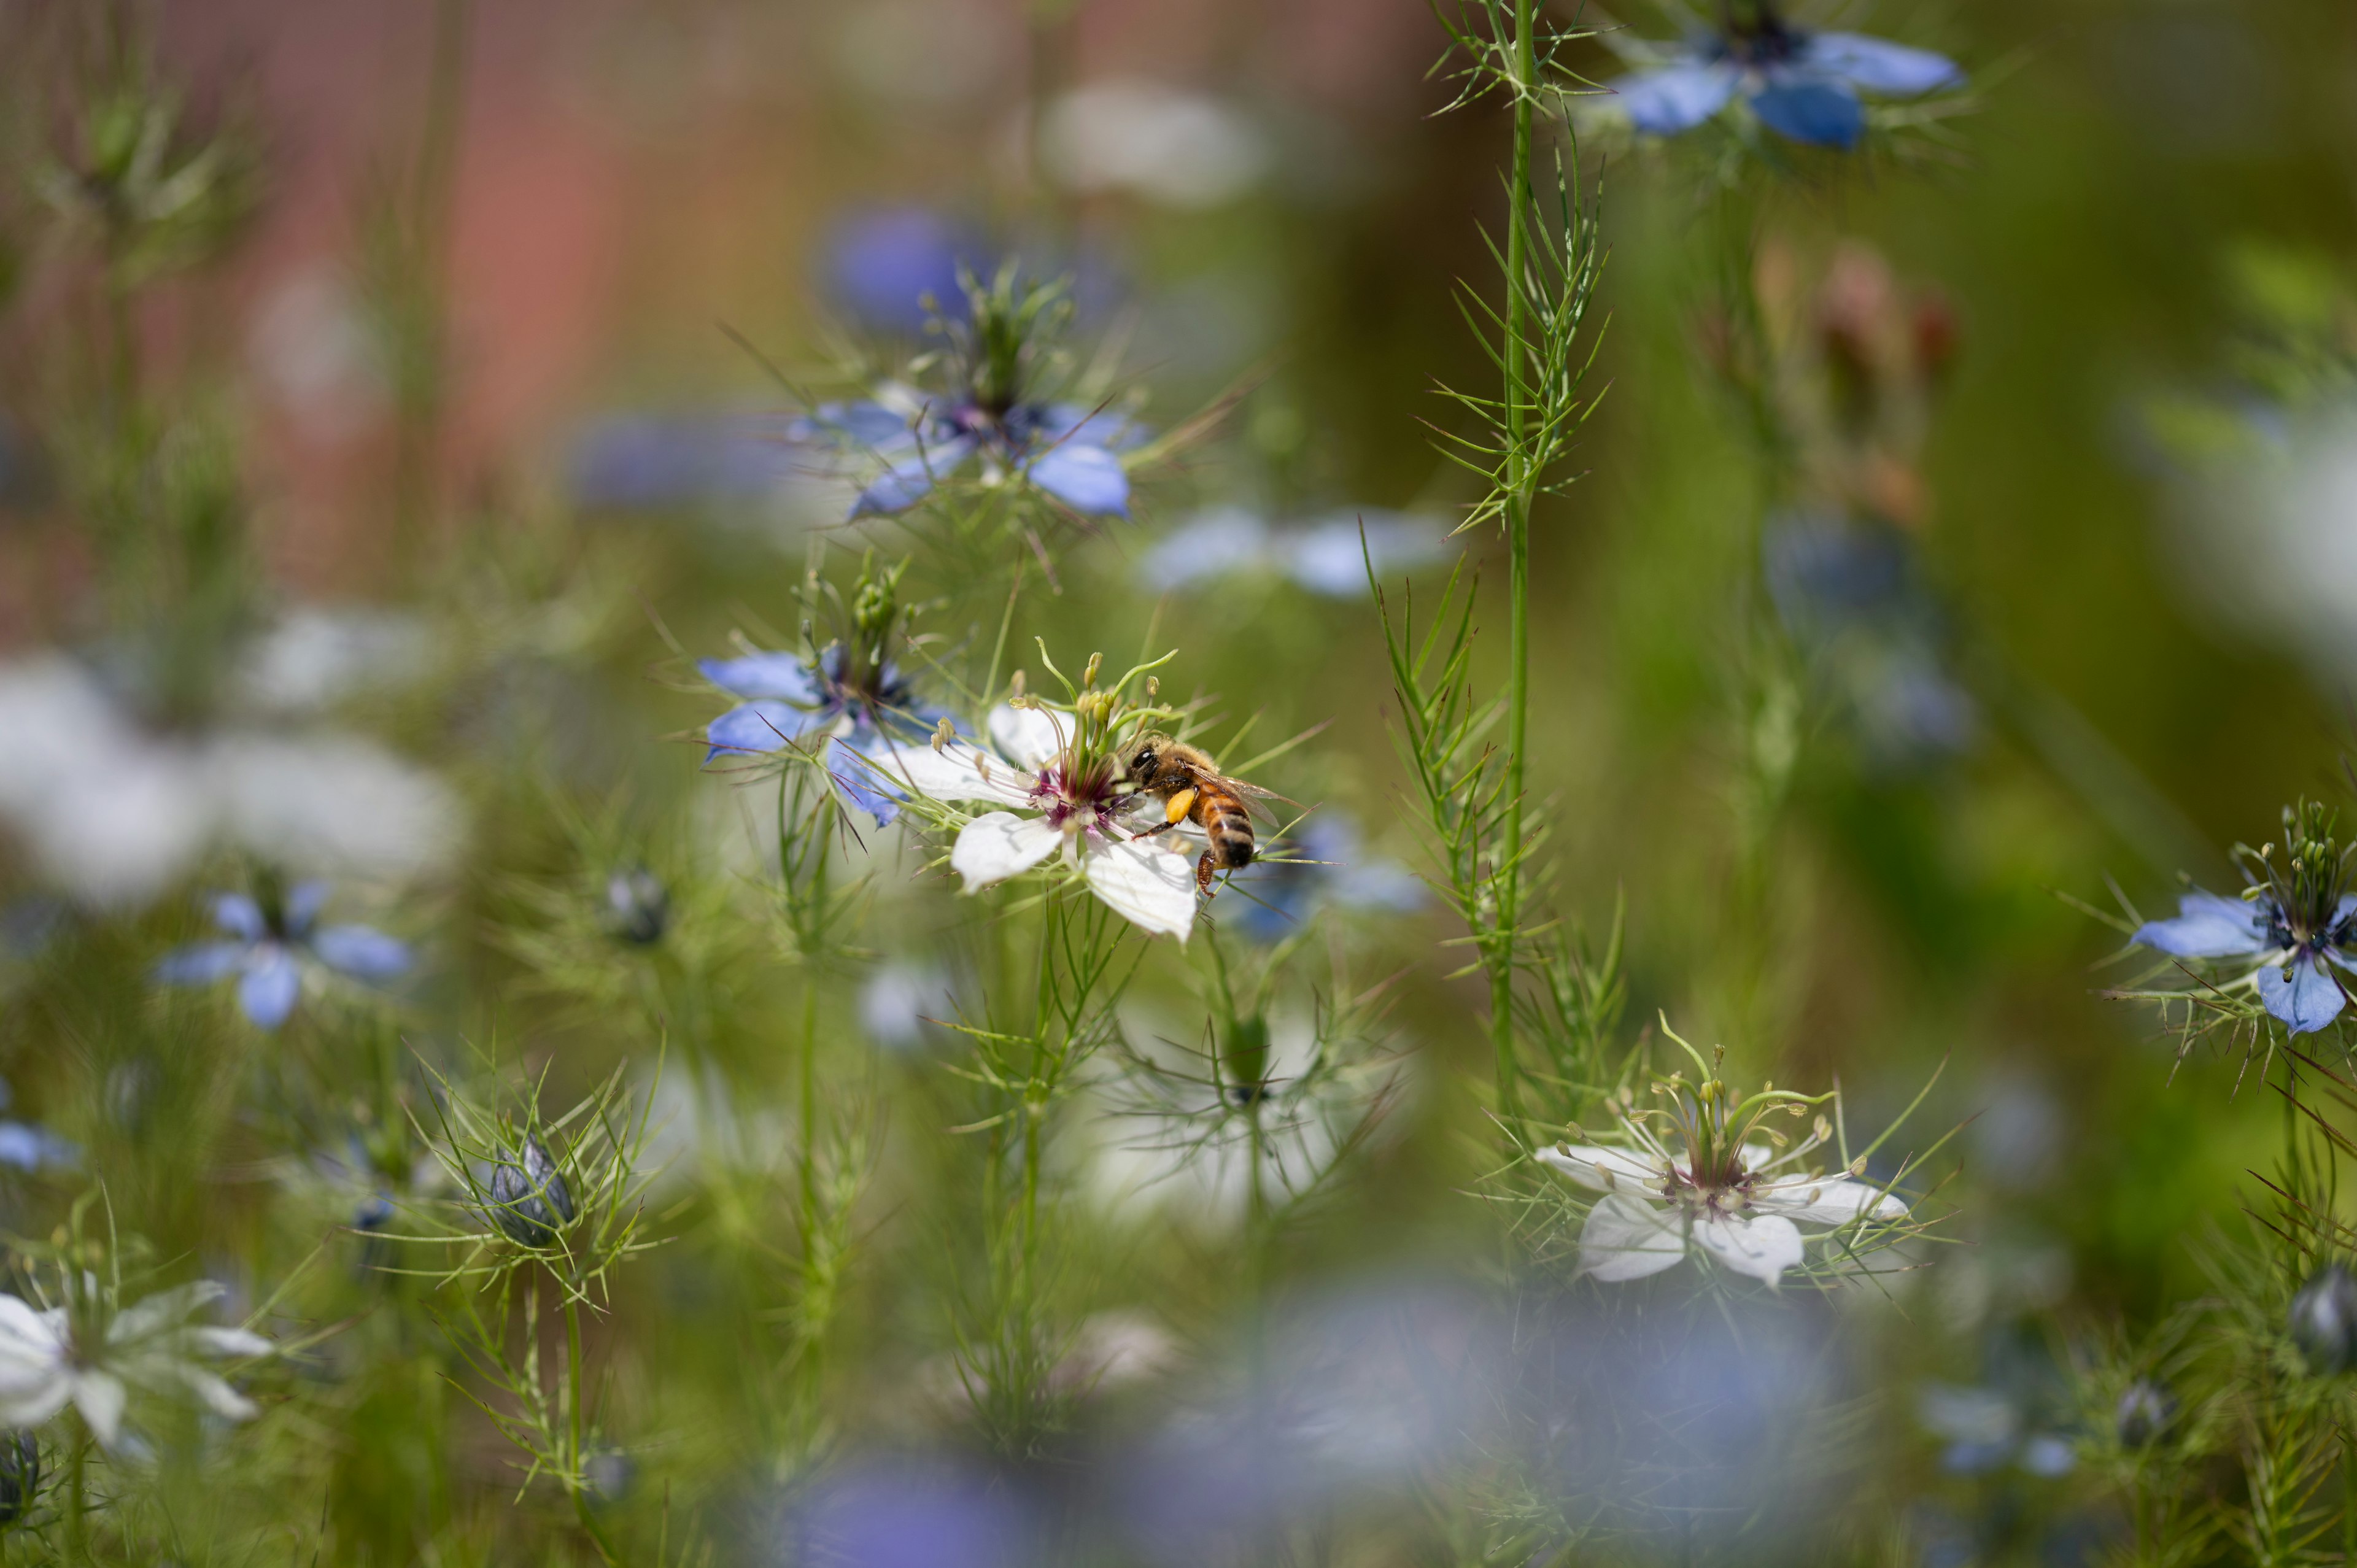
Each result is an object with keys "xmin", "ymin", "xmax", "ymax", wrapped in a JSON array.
[{"xmin": 3, "ymin": 0, "xmax": 2357, "ymax": 1562}]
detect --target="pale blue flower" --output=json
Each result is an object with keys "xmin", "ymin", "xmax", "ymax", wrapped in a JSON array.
[
  {"xmin": 699, "ymin": 642, "xmax": 951, "ymax": 825},
  {"xmin": 823, "ymin": 206, "xmax": 981, "ymax": 334},
  {"xmin": 153, "ymin": 882, "xmax": 410, "ymax": 1030},
  {"xmin": 794, "ymin": 394, "xmax": 1148, "ymax": 520},
  {"xmin": 1612, "ymin": 9, "xmax": 1960, "ymax": 150},
  {"xmin": 1137, "ymin": 508, "xmax": 1447, "ymax": 598},
  {"xmin": 1228, "ymin": 815, "xmax": 1423, "ymax": 943},
  {"xmin": 2135, "ymin": 887, "xmax": 2354, "ymax": 1035}
]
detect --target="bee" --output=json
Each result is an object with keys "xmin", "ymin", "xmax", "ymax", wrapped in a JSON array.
[{"xmin": 1126, "ymin": 733, "xmax": 1271, "ymax": 895}]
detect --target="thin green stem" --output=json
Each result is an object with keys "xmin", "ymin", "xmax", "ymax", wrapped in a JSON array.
[
  {"xmin": 1492, "ymin": 0, "xmax": 1539, "ymax": 1124},
  {"xmin": 66, "ymin": 1426, "xmax": 87, "ymax": 1565},
  {"xmin": 564, "ymin": 1289, "xmax": 618, "ymax": 1563}
]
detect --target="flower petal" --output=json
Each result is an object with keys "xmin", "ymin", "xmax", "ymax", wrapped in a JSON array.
[
  {"xmin": 1692, "ymin": 1211, "xmax": 1805, "ymax": 1285},
  {"xmin": 1083, "ymin": 838, "xmax": 1199, "ymax": 940},
  {"xmin": 212, "ymin": 894, "xmax": 266, "ymax": 942},
  {"xmin": 2259, "ymin": 952, "xmax": 2347, "ymax": 1036},
  {"xmin": 849, "ymin": 435, "xmax": 977, "ymax": 518},
  {"xmin": 793, "ymin": 399, "xmax": 919, "ymax": 450},
  {"xmin": 1535, "ymin": 1143, "xmax": 1666, "ymax": 1194},
  {"xmin": 951, "ymin": 813, "xmax": 1064, "ymax": 890},
  {"xmin": 0, "ymin": 1295, "xmax": 61, "ymax": 1358},
  {"xmin": 1800, "ymin": 31, "xmax": 1963, "ymax": 96},
  {"xmin": 1749, "ymin": 74, "xmax": 1866, "ymax": 149},
  {"xmin": 705, "ymin": 700, "xmax": 823, "ymax": 760},
  {"xmin": 698, "ymin": 651, "xmax": 820, "ymax": 703},
  {"xmin": 1028, "ymin": 442, "xmax": 1131, "ymax": 518},
  {"xmin": 192, "ymin": 1326, "xmax": 273, "ymax": 1359},
  {"xmin": 1612, "ymin": 61, "xmax": 1738, "ymax": 134},
  {"xmin": 153, "ymin": 941, "xmax": 249, "ymax": 986},
  {"xmin": 873, "ymin": 740, "xmax": 1037, "ymax": 807},
  {"xmin": 1752, "ymin": 1175, "xmax": 1908, "ymax": 1225},
  {"xmin": 310, "ymin": 925, "xmax": 413, "ymax": 981},
  {"xmin": 0, "ymin": 1375, "xmax": 69, "ymax": 1432},
  {"xmin": 284, "ymin": 879, "xmax": 333, "ymax": 937},
  {"xmin": 1137, "ymin": 507, "xmax": 1272, "ymax": 592},
  {"xmin": 2134, "ymin": 889, "xmax": 2269, "ymax": 958},
  {"xmin": 1579, "ymin": 1192, "xmax": 1687, "ymax": 1282},
  {"xmin": 1035, "ymin": 403, "xmax": 1151, "ymax": 453},
  {"xmin": 73, "ymin": 1370, "xmax": 126, "ymax": 1447},
  {"xmin": 238, "ymin": 948, "xmax": 303, "ymax": 1030},
  {"xmin": 987, "ymin": 705, "xmax": 1066, "ymax": 772},
  {"xmin": 181, "ymin": 1367, "xmax": 258, "ymax": 1422},
  {"xmin": 825, "ymin": 734, "xmax": 905, "ymax": 827}
]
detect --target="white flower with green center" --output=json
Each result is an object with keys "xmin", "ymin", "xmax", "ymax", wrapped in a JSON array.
[
  {"xmin": 0, "ymin": 1281, "xmax": 274, "ymax": 1446},
  {"xmin": 1536, "ymin": 1037, "xmax": 1907, "ymax": 1288},
  {"xmin": 877, "ymin": 701, "xmax": 1199, "ymax": 940}
]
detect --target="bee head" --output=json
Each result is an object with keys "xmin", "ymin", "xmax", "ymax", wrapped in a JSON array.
[{"xmin": 1129, "ymin": 734, "xmax": 1167, "ymax": 782}]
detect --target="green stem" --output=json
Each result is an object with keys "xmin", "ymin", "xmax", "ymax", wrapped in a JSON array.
[
  {"xmin": 66, "ymin": 1427, "xmax": 87, "ymax": 1564},
  {"xmin": 564, "ymin": 1291, "xmax": 618, "ymax": 1564},
  {"xmin": 795, "ymin": 969, "xmax": 825, "ymax": 1421},
  {"xmin": 1492, "ymin": 0, "xmax": 1539, "ymax": 1125}
]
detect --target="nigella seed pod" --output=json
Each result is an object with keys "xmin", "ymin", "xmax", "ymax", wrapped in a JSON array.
[
  {"xmin": 487, "ymin": 1136, "xmax": 576, "ymax": 1249},
  {"xmin": 603, "ymin": 867, "xmax": 668, "ymax": 946},
  {"xmin": 2289, "ymin": 1265, "xmax": 2357, "ymax": 1373},
  {"xmin": 2113, "ymin": 1379, "xmax": 2175, "ymax": 1447},
  {"xmin": 0, "ymin": 1430, "xmax": 37, "ymax": 1527}
]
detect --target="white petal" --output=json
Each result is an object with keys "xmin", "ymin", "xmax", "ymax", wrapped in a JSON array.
[
  {"xmin": 872, "ymin": 741, "xmax": 1036, "ymax": 807},
  {"xmin": 192, "ymin": 1326, "xmax": 274, "ymax": 1359},
  {"xmin": 109, "ymin": 1281, "xmax": 219, "ymax": 1344},
  {"xmin": 1579, "ymin": 1193, "xmax": 1687, "ymax": 1282},
  {"xmin": 950, "ymin": 813, "xmax": 1063, "ymax": 889},
  {"xmin": 182, "ymin": 1367, "xmax": 258, "ymax": 1422},
  {"xmin": 1692, "ymin": 1211, "xmax": 1805, "ymax": 1286},
  {"xmin": 0, "ymin": 1294, "xmax": 61, "ymax": 1356},
  {"xmin": 1535, "ymin": 1143, "xmax": 1666, "ymax": 1194},
  {"xmin": 988, "ymin": 704, "xmax": 1066, "ymax": 771},
  {"xmin": 73, "ymin": 1370, "xmax": 127, "ymax": 1446},
  {"xmin": 1082, "ymin": 838, "xmax": 1198, "ymax": 940},
  {"xmin": 1751, "ymin": 1175, "xmax": 1908, "ymax": 1226},
  {"xmin": 0, "ymin": 1372, "xmax": 71, "ymax": 1431}
]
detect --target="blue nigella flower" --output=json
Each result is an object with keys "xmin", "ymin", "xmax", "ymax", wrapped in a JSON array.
[
  {"xmin": 797, "ymin": 393, "xmax": 1147, "ymax": 521},
  {"xmin": 700, "ymin": 641, "xmax": 951, "ymax": 825},
  {"xmin": 2132, "ymin": 803, "xmax": 2357, "ymax": 1035},
  {"xmin": 822, "ymin": 206, "xmax": 983, "ymax": 334},
  {"xmin": 0, "ymin": 1081, "xmax": 77, "ymax": 1175},
  {"xmin": 1611, "ymin": 6, "xmax": 1961, "ymax": 150},
  {"xmin": 1227, "ymin": 815, "xmax": 1423, "ymax": 943},
  {"xmin": 153, "ymin": 881, "xmax": 411, "ymax": 1030},
  {"xmin": 1137, "ymin": 507, "xmax": 1448, "ymax": 598}
]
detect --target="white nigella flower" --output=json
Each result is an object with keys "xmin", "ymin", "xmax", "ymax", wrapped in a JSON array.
[
  {"xmin": 876, "ymin": 700, "xmax": 1198, "ymax": 940},
  {"xmin": 0, "ymin": 1281, "xmax": 273, "ymax": 1446},
  {"xmin": 1536, "ymin": 1043, "xmax": 1908, "ymax": 1288}
]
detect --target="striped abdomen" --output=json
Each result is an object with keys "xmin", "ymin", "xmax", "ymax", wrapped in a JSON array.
[{"xmin": 1193, "ymin": 787, "xmax": 1255, "ymax": 892}]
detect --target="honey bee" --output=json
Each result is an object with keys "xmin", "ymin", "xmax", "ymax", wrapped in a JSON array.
[{"xmin": 1126, "ymin": 733, "xmax": 1271, "ymax": 895}]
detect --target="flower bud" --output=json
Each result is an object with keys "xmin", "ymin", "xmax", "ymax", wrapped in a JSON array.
[
  {"xmin": 603, "ymin": 867, "xmax": 669, "ymax": 946},
  {"xmin": 0, "ymin": 1431, "xmax": 35, "ymax": 1526},
  {"xmin": 2113, "ymin": 1379, "xmax": 2174, "ymax": 1447},
  {"xmin": 1222, "ymin": 1013, "xmax": 1272, "ymax": 1105},
  {"xmin": 488, "ymin": 1135, "xmax": 576, "ymax": 1249},
  {"xmin": 2289, "ymin": 1264, "xmax": 2357, "ymax": 1373}
]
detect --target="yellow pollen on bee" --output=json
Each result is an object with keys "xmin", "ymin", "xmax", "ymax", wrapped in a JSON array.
[{"xmin": 1166, "ymin": 787, "xmax": 1197, "ymax": 824}]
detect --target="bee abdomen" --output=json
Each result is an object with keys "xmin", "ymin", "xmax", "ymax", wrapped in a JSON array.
[{"xmin": 1204, "ymin": 801, "xmax": 1255, "ymax": 869}]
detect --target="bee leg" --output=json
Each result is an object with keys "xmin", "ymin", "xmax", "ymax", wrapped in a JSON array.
[{"xmin": 1194, "ymin": 851, "xmax": 1217, "ymax": 897}]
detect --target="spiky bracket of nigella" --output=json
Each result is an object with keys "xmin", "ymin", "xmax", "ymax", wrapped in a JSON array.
[
  {"xmin": 793, "ymin": 399, "xmax": 1147, "ymax": 521},
  {"xmin": 1613, "ymin": 27, "xmax": 1962, "ymax": 150},
  {"xmin": 2134, "ymin": 888, "xmax": 2357, "ymax": 1036}
]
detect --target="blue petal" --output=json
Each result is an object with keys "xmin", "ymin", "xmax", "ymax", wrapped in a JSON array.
[
  {"xmin": 1028, "ymin": 442, "xmax": 1130, "ymax": 517},
  {"xmin": 795, "ymin": 400, "xmax": 919, "ymax": 450},
  {"xmin": 2259, "ymin": 954, "xmax": 2346, "ymax": 1036},
  {"xmin": 1612, "ymin": 61, "xmax": 1738, "ymax": 135},
  {"xmin": 827, "ymin": 734, "xmax": 905, "ymax": 827},
  {"xmin": 285, "ymin": 879, "xmax": 333, "ymax": 938},
  {"xmin": 699, "ymin": 651, "xmax": 821, "ymax": 703},
  {"xmin": 850, "ymin": 436, "xmax": 976, "ymax": 518},
  {"xmin": 1749, "ymin": 74, "xmax": 1867, "ymax": 148},
  {"xmin": 1035, "ymin": 403, "xmax": 1151, "ymax": 454},
  {"xmin": 213, "ymin": 894, "xmax": 265, "ymax": 942},
  {"xmin": 0, "ymin": 1122, "xmax": 75, "ymax": 1173},
  {"xmin": 824, "ymin": 207, "xmax": 977, "ymax": 333},
  {"xmin": 706, "ymin": 700, "xmax": 825, "ymax": 760},
  {"xmin": 2133, "ymin": 890, "xmax": 2269, "ymax": 959},
  {"xmin": 1800, "ymin": 31, "xmax": 1964, "ymax": 96},
  {"xmin": 154, "ymin": 941, "xmax": 250, "ymax": 986},
  {"xmin": 239, "ymin": 949, "xmax": 303, "ymax": 1030},
  {"xmin": 311, "ymin": 925, "xmax": 414, "ymax": 981},
  {"xmin": 1137, "ymin": 508, "xmax": 1270, "ymax": 592}
]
